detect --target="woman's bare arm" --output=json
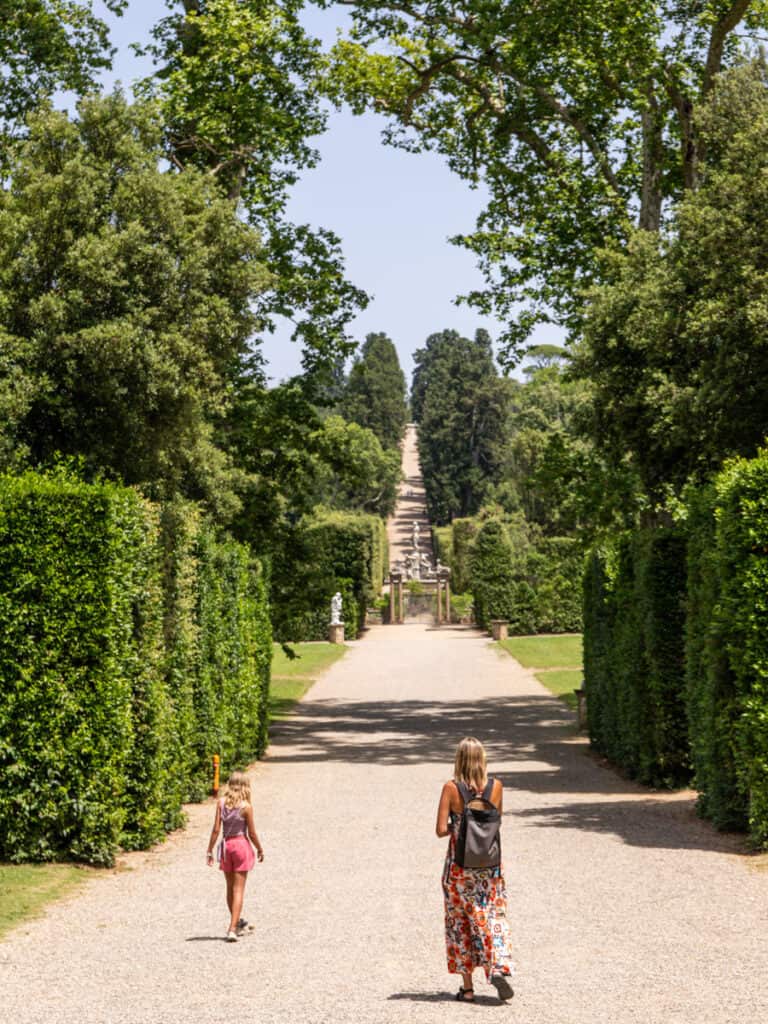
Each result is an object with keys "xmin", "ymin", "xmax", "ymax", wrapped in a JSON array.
[{"xmin": 435, "ymin": 781, "xmax": 455, "ymax": 837}]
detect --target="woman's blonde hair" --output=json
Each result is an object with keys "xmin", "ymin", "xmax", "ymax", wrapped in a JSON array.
[
  {"xmin": 223, "ymin": 770, "xmax": 251, "ymax": 809},
  {"xmin": 453, "ymin": 736, "xmax": 488, "ymax": 791}
]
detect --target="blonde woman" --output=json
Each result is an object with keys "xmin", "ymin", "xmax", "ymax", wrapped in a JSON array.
[
  {"xmin": 206, "ymin": 770, "xmax": 264, "ymax": 942},
  {"xmin": 436, "ymin": 737, "xmax": 514, "ymax": 1002}
]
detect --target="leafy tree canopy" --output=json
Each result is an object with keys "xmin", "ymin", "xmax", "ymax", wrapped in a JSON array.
[
  {"xmin": 342, "ymin": 331, "xmax": 408, "ymax": 449},
  {"xmin": 0, "ymin": 1, "xmax": 124, "ymax": 139},
  {"xmin": 413, "ymin": 328, "xmax": 509, "ymax": 523},
  {"xmin": 574, "ymin": 60, "xmax": 768, "ymax": 502},
  {"xmin": 141, "ymin": 0, "xmax": 368, "ymax": 375},
  {"xmin": 0, "ymin": 92, "xmax": 269, "ymax": 516},
  {"xmin": 328, "ymin": 1, "xmax": 768, "ymax": 363}
]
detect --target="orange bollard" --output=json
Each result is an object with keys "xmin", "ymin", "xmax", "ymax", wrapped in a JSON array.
[{"xmin": 212, "ymin": 753, "xmax": 220, "ymax": 795}]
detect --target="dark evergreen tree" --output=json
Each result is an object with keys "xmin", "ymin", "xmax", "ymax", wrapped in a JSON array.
[
  {"xmin": 414, "ymin": 329, "xmax": 509, "ymax": 523},
  {"xmin": 342, "ymin": 332, "xmax": 407, "ymax": 449}
]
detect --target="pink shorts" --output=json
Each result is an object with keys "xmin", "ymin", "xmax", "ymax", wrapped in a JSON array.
[{"xmin": 219, "ymin": 835, "xmax": 255, "ymax": 872}]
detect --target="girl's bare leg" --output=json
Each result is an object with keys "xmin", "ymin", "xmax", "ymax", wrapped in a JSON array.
[
  {"xmin": 461, "ymin": 970, "xmax": 474, "ymax": 999},
  {"xmin": 228, "ymin": 871, "xmax": 248, "ymax": 933},
  {"xmin": 225, "ymin": 871, "xmax": 235, "ymax": 918}
]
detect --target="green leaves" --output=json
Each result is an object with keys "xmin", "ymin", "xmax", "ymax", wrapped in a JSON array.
[
  {"xmin": 0, "ymin": 1, "xmax": 124, "ymax": 140},
  {"xmin": 331, "ymin": 2, "xmax": 768, "ymax": 360},
  {"xmin": 0, "ymin": 473, "xmax": 272, "ymax": 864},
  {"xmin": 342, "ymin": 332, "xmax": 408, "ymax": 451},
  {"xmin": 576, "ymin": 62, "xmax": 768, "ymax": 504},
  {"xmin": 0, "ymin": 92, "xmax": 269, "ymax": 515},
  {"xmin": 413, "ymin": 329, "xmax": 509, "ymax": 523},
  {"xmin": 142, "ymin": 1, "xmax": 368, "ymax": 369}
]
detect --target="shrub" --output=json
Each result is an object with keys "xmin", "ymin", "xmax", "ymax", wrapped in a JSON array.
[
  {"xmin": 583, "ymin": 528, "xmax": 689, "ymax": 788},
  {"xmin": 470, "ymin": 519, "xmax": 517, "ymax": 629},
  {"xmin": 0, "ymin": 476, "xmax": 271, "ymax": 865},
  {"xmin": 272, "ymin": 510, "xmax": 386, "ymax": 641},
  {"xmin": 195, "ymin": 528, "xmax": 271, "ymax": 778},
  {"xmin": 0, "ymin": 472, "xmax": 167, "ymax": 865},
  {"xmin": 686, "ymin": 453, "xmax": 768, "ymax": 845},
  {"xmin": 684, "ymin": 487, "xmax": 744, "ymax": 830},
  {"xmin": 451, "ymin": 518, "xmax": 477, "ymax": 593},
  {"xmin": 432, "ymin": 525, "xmax": 452, "ymax": 567},
  {"xmin": 449, "ymin": 592, "xmax": 474, "ymax": 623}
]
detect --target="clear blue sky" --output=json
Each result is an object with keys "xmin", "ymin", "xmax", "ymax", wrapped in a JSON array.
[{"xmin": 96, "ymin": 1, "xmax": 554, "ymax": 383}]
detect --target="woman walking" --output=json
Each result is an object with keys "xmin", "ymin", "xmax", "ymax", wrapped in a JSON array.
[{"xmin": 436, "ymin": 737, "xmax": 514, "ymax": 1002}]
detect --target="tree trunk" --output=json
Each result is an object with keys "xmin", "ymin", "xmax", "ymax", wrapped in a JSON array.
[{"xmin": 639, "ymin": 103, "xmax": 663, "ymax": 231}]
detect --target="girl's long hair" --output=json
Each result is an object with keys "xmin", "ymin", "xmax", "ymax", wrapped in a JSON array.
[
  {"xmin": 223, "ymin": 770, "xmax": 251, "ymax": 809},
  {"xmin": 453, "ymin": 736, "xmax": 488, "ymax": 791}
]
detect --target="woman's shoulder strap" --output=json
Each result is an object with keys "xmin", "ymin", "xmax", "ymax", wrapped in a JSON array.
[{"xmin": 482, "ymin": 777, "xmax": 496, "ymax": 801}]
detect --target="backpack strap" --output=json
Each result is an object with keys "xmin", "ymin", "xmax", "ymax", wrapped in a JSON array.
[
  {"xmin": 456, "ymin": 779, "xmax": 495, "ymax": 805},
  {"xmin": 455, "ymin": 780, "xmax": 473, "ymax": 806}
]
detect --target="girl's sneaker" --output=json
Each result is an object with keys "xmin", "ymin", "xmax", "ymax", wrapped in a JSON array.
[{"xmin": 225, "ymin": 930, "xmax": 238, "ymax": 942}]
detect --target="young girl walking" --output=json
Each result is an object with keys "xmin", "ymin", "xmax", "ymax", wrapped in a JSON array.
[{"xmin": 206, "ymin": 770, "xmax": 264, "ymax": 942}]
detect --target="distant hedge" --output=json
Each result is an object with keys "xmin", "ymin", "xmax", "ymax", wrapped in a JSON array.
[
  {"xmin": 686, "ymin": 454, "xmax": 768, "ymax": 845},
  {"xmin": 468, "ymin": 515, "xmax": 582, "ymax": 634},
  {"xmin": 272, "ymin": 509, "xmax": 387, "ymax": 642},
  {"xmin": 470, "ymin": 519, "xmax": 517, "ymax": 629},
  {"xmin": 450, "ymin": 519, "xmax": 477, "ymax": 593},
  {"xmin": 0, "ymin": 476, "xmax": 270, "ymax": 866},
  {"xmin": 583, "ymin": 529, "xmax": 689, "ymax": 788}
]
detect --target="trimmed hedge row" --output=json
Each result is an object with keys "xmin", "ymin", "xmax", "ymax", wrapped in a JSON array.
[
  {"xmin": 584, "ymin": 452, "xmax": 768, "ymax": 847},
  {"xmin": 469, "ymin": 519, "xmax": 517, "ymax": 629},
  {"xmin": 272, "ymin": 510, "xmax": 387, "ymax": 642},
  {"xmin": 583, "ymin": 530, "xmax": 690, "ymax": 788},
  {"xmin": 686, "ymin": 455, "xmax": 768, "ymax": 845},
  {"xmin": 0, "ymin": 475, "xmax": 270, "ymax": 865},
  {"xmin": 466, "ymin": 517, "xmax": 583, "ymax": 633}
]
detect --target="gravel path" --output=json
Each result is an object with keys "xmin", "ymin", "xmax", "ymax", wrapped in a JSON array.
[{"xmin": 2, "ymin": 625, "xmax": 767, "ymax": 1024}]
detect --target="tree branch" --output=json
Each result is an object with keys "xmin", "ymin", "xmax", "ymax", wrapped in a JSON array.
[{"xmin": 703, "ymin": 0, "xmax": 752, "ymax": 95}]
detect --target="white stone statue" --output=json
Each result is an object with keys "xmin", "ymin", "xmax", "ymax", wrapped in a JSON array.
[
  {"xmin": 330, "ymin": 592, "xmax": 343, "ymax": 625},
  {"xmin": 412, "ymin": 520, "xmax": 420, "ymax": 549},
  {"xmin": 408, "ymin": 550, "xmax": 421, "ymax": 581}
]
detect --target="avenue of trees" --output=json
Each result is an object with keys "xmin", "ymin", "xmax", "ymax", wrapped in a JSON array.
[{"xmin": 4, "ymin": 3, "xmax": 768, "ymax": 853}]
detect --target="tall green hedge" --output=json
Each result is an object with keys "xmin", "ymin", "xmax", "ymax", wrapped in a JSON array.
[
  {"xmin": 272, "ymin": 510, "xmax": 387, "ymax": 641},
  {"xmin": 470, "ymin": 519, "xmax": 517, "ymax": 629},
  {"xmin": 160, "ymin": 503, "xmax": 271, "ymax": 800},
  {"xmin": 450, "ymin": 518, "xmax": 477, "ymax": 593},
  {"xmin": 509, "ymin": 536, "xmax": 584, "ymax": 634},
  {"xmin": 686, "ymin": 455, "xmax": 768, "ymax": 845},
  {"xmin": 468, "ymin": 516, "xmax": 582, "ymax": 634},
  {"xmin": 196, "ymin": 528, "xmax": 271, "ymax": 776},
  {"xmin": 0, "ymin": 473, "xmax": 167, "ymax": 864},
  {"xmin": 0, "ymin": 476, "xmax": 271, "ymax": 865},
  {"xmin": 582, "ymin": 528, "xmax": 689, "ymax": 788}
]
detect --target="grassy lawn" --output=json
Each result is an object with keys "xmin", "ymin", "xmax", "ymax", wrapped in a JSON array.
[
  {"xmin": 499, "ymin": 634, "xmax": 583, "ymax": 711},
  {"xmin": 0, "ymin": 863, "xmax": 87, "ymax": 940},
  {"xmin": 500, "ymin": 633, "xmax": 582, "ymax": 668},
  {"xmin": 270, "ymin": 642, "xmax": 347, "ymax": 719}
]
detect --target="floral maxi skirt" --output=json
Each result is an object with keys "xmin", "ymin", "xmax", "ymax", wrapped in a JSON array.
[{"xmin": 442, "ymin": 858, "xmax": 514, "ymax": 980}]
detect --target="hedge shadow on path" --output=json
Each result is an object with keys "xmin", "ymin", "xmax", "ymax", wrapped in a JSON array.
[{"xmin": 269, "ymin": 694, "xmax": 749, "ymax": 856}]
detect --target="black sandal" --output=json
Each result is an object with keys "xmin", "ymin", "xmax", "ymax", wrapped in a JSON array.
[{"xmin": 456, "ymin": 987, "xmax": 475, "ymax": 1002}]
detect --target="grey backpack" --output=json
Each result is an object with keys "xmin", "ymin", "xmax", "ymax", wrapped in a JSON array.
[{"xmin": 454, "ymin": 778, "xmax": 502, "ymax": 869}]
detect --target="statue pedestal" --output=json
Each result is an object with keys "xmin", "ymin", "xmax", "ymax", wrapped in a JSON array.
[
  {"xmin": 328, "ymin": 623, "xmax": 345, "ymax": 644},
  {"xmin": 490, "ymin": 620, "xmax": 509, "ymax": 641}
]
